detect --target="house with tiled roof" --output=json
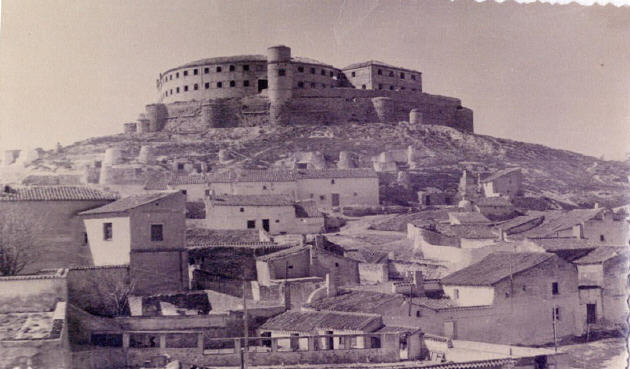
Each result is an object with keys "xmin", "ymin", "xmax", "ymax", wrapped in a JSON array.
[
  {"xmin": 204, "ymin": 194, "xmax": 324, "ymax": 235},
  {"xmin": 208, "ymin": 168, "xmax": 379, "ymax": 209},
  {"xmin": 0, "ymin": 186, "xmax": 118, "ymax": 272},
  {"xmin": 572, "ymin": 246, "xmax": 628, "ymax": 329},
  {"xmin": 438, "ymin": 252, "xmax": 581, "ymax": 345},
  {"xmin": 79, "ymin": 191, "xmax": 188, "ymax": 294},
  {"xmin": 480, "ymin": 167, "xmax": 523, "ymax": 198}
]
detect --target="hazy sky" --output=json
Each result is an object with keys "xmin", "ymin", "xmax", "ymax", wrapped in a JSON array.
[{"xmin": 0, "ymin": 0, "xmax": 628, "ymax": 159}]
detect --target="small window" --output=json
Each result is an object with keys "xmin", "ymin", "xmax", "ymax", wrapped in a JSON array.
[
  {"xmin": 522, "ymin": 285, "xmax": 527, "ymax": 291},
  {"xmin": 151, "ymin": 224, "xmax": 163, "ymax": 242},
  {"xmin": 217, "ymin": 82, "xmax": 223, "ymax": 88},
  {"xmin": 361, "ymin": 84, "xmax": 366, "ymax": 89},
  {"xmin": 310, "ymin": 82, "xmax": 316, "ymax": 88},
  {"xmin": 205, "ymin": 189, "xmax": 211, "ymax": 196},
  {"xmin": 378, "ymin": 69, "xmax": 382, "ymax": 75},
  {"xmin": 205, "ymin": 82, "xmax": 210, "ymax": 89},
  {"xmin": 181, "ymin": 190, "xmax": 187, "ymax": 195},
  {"xmin": 389, "ymin": 85, "xmax": 394, "ymax": 91},
  {"xmin": 321, "ymin": 69, "xmax": 326, "ymax": 76},
  {"xmin": 351, "ymin": 71, "xmax": 356, "ymax": 77},
  {"xmin": 320, "ymin": 195, "xmax": 325, "ymax": 200},
  {"xmin": 400, "ymin": 72, "xmax": 405, "ymax": 79},
  {"xmin": 230, "ymin": 80, "xmax": 236, "ymax": 87},
  {"xmin": 552, "ymin": 282, "xmax": 559, "ymax": 295},
  {"xmin": 256, "ymin": 64, "xmax": 264, "ymax": 71},
  {"xmin": 331, "ymin": 179, "xmax": 335, "ymax": 184},
  {"xmin": 240, "ymin": 207, "xmax": 245, "ymax": 212},
  {"xmin": 193, "ymin": 84, "xmax": 198, "ymax": 90},
  {"xmin": 82, "ymin": 232, "xmax": 88, "ymax": 245},
  {"xmin": 321, "ymin": 83, "xmax": 326, "ymax": 88},
  {"xmin": 378, "ymin": 84, "xmax": 383, "ymax": 90},
  {"xmin": 553, "ymin": 307, "xmax": 561, "ymax": 321},
  {"xmin": 169, "ymin": 75, "xmax": 172, "ymax": 80},
  {"xmin": 177, "ymin": 163, "xmax": 185, "ymax": 170},
  {"xmin": 262, "ymin": 185, "xmax": 267, "ymax": 190},
  {"xmin": 204, "ymin": 67, "xmax": 209, "ymax": 74},
  {"xmin": 193, "ymin": 69, "xmax": 198, "ymax": 75},
  {"xmin": 176, "ymin": 72, "xmax": 179, "ymax": 78},
  {"xmin": 310, "ymin": 67, "xmax": 316, "ymax": 74},
  {"xmin": 411, "ymin": 75, "xmax": 416, "ymax": 80},
  {"xmin": 176, "ymin": 87, "xmax": 180, "ymax": 93},
  {"xmin": 298, "ymin": 66, "xmax": 304, "ymax": 73},
  {"xmin": 335, "ymin": 262, "xmax": 339, "ymax": 267},
  {"xmin": 297, "ymin": 81, "xmax": 304, "ymax": 88},
  {"xmin": 170, "ymin": 89, "xmax": 173, "ymax": 94},
  {"xmin": 416, "ymin": 310, "xmax": 421, "ymax": 318},
  {"xmin": 275, "ymin": 219, "xmax": 280, "ymax": 223},
  {"xmin": 278, "ymin": 69, "xmax": 286, "ymax": 77},
  {"xmin": 401, "ymin": 87, "xmax": 406, "ymax": 90},
  {"xmin": 388, "ymin": 71, "xmax": 394, "ymax": 77},
  {"xmin": 243, "ymin": 64, "xmax": 249, "ymax": 71},
  {"xmin": 183, "ymin": 70, "xmax": 188, "ymax": 76},
  {"xmin": 247, "ymin": 220, "xmax": 256, "ymax": 229},
  {"xmin": 600, "ymin": 234, "xmax": 605, "ymax": 242},
  {"xmin": 216, "ymin": 66, "xmax": 222, "ymax": 72},
  {"xmin": 243, "ymin": 80, "xmax": 250, "ymax": 87},
  {"xmin": 184, "ymin": 85, "xmax": 188, "ymax": 92},
  {"xmin": 103, "ymin": 223, "xmax": 113, "ymax": 241},
  {"xmin": 353, "ymin": 192, "xmax": 358, "ymax": 196},
  {"xmin": 329, "ymin": 71, "xmax": 334, "ymax": 77},
  {"xmin": 229, "ymin": 65, "xmax": 235, "ymax": 72},
  {"xmin": 454, "ymin": 289, "xmax": 459, "ymax": 299}
]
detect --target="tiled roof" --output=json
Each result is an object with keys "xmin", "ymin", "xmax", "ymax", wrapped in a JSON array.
[
  {"xmin": 573, "ymin": 246, "xmax": 627, "ymax": 264},
  {"xmin": 143, "ymin": 174, "xmax": 170, "ymax": 191},
  {"xmin": 513, "ymin": 209, "xmax": 605, "ymax": 239},
  {"xmin": 0, "ymin": 186, "xmax": 118, "ymax": 202},
  {"xmin": 441, "ymin": 252, "xmax": 555, "ymax": 286},
  {"xmin": 494, "ymin": 215, "xmax": 545, "ymax": 235},
  {"xmin": 186, "ymin": 228, "xmax": 262, "ymax": 244},
  {"xmin": 435, "ymin": 224, "xmax": 498, "ymax": 240},
  {"xmin": 170, "ymin": 55, "xmax": 267, "ymax": 71},
  {"xmin": 169, "ymin": 174, "xmax": 209, "ymax": 185},
  {"xmin": 79, "ymin": 191, "xmax": 179, "ymax": 215},
  {"xmin": 207, "ymin": 168, "xmax": 377, "ymax": 183},
  {"xmin": 449, "ymin": 212, "xmax": 490, "ymax": 224},
  {"xmin": 527, "ymin": 237, "xmax": 598, "ymax": 251},
  {"xmin": 345, "ymin": 249, "xmax": 389, "ymax": 264},
  {"xmin": 480, "ymin": 167, "xmax": 521, "ymax": 183},
  {"xmin": 474, "ymin": 197, "xmax": 513, "ymax": 207},
  {"xmin": 306, "ymin": 290, "xmax": 456, "ymax": 313},
  {"xmin": 210, "ymin": 194, "xmax": 295, "ymax": 207},
  {"xmin": 342, "ymin": 60, "xmax": 421, "ymax": 74},
  {"xmin": 258, "ymin": 310, "xmax": 381, "ymax": 332},
  {"xmin": 295, "ymin": 200, "xmax": 323, "ymax": 218},
  {"xmin": 257, "ymin": 245, "xmax": 310, "ymax": 262}
]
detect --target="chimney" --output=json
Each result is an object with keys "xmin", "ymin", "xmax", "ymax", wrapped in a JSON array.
[
  {"xmin": 572, "ymin": 224, "xmax": 584, "ymax": 240},
  {"xmin": 498, "ymin": 227, "xmax": 505, "ymax": 241},
  {"xmin": 593, "ymin": 202, "xmax": 600, "ymax": 209},
  {"xmin": 326, "ymin": 273, "xmax": 337, "ymax": 297},
  {"xmin": 412, "ymin": 271, "xmax": 425, "ymax": 297}
]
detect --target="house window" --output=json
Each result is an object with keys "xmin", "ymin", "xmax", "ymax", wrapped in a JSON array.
[
  {"xmin": 170, "ymin": 89, "xmax": 173, "ymax": 94},
  {"xmin": 151, "ymin": 224, "xmax": 164, "ymax": 242},
  {"xmin": 388, "ymin": 71, "xmax": 394, "ymax": 77},
  {"xmin": 378, "ymin": 84, "xmax": 383, "ymax": 90},
  {"xmin": 243, "ymin": 65, "xmax": 249, "ymax": 71},
  {"xmin": 177, "ymin": 163, "xmax": 185, "ymax": 170},
  {"xmin": 82, "ymin": 232, "xmax": 88, "ymax": 245},
  {"xmin": 205, "ymin": 82, "xmax": 210, "ymax": 89},
  {"xmin": 351, "ymin": 71, "xmax": 356, "ymax": 77},
  {"xmin": 243, "ymin": 80, "xmax": 250, "ymax": 87},
  {"xmin": 169, "ymin": 75, "xmax": 172, "ymax": 80},
  {"xmin": 552, "ymin": 282, "xmax": 559, "ymax": 295},
  {"xmin": 239, "ymin": 207, "xmax": 245, "ymax": 213},
  {"xmin": 600, "ymin": 234, "xmax": 605, "ymax": 242},
  {"xmin": 228, "ymin": 80, "xmax": 235, "ymax": 87},
  {"xmin": 217, "ymin": 82, "xmax": 223, "ymax": 88},
  {"xmin": 553, "ymin": 307, "xmax": 561, "ymax": 321},
  {"xmin": 331, "ymin": 179, "xmax": 335, "ymax": 184},
  {"xmin": 320, "ymin": 195, "xmax": 325, "ymax": 200},
  {"xmin": 176, "ymin": 72, "xmax": 179, "ymax": 78},
  {"xmin": 278, "ymin": 69, "xmax": 286, "ymax": 77},
  {"xmin": 103, "ymin": 223, "xmax": 113, "ymax": 241},
  {"xmin": 193, "ymin": 69, "xmax": 198, "ymax": 75},
  {"xmin": 229, "ymin": 65, "xmax": 235, "ymax": 71},
  {"xmin": 416, "ymin": 310, "xmax": 421, "ymax": 318},
  {"xmin": 454, "ymin": 289, "xmax": 459, "ymax": 299},
  {"xmin": 298, "ymin": 66, "xmax": 304, "ymax": 73},
  {"xmin": 361, "ymin": 84, "xmax": 366, "ymax": 89},
  {"xmin": 183, "ymin": 70, "xmax": 188, "ymax": 76},
  {"xmin": 216, "ymin": 66, "xmax": 222, "ymax": 72},
  {"xmin": 184, "ymin": 85, "xmax": 188, "ymax": 92},
  {"xmin": 411, "ymin": 75, "xmax": 416, "ymax": 80},
  {"xmin": 194, "ymin": 84, "xmax": 198, "ymax": 90},
  {"xmin": 256, "ymin": 65, "xmax": 264, "ymax": 71},
  {"xmin": 205, "ymin": 189, "xmax": 211, "ymax": 196},
  {"xmin": 335, "ymin": 262, "xmax": 339, "ymax": 267},
  {"xmin": 310, "ymin": 67, "xmax": 316, "ymax": 74},
  {"xmin": 204, "ymin": 67, "xmax": 209, "ymax": 74},
  {"xmin": 329, "ymin": 71, "xmax": 334, "ymax": 77},
  {"xmin": 247, "ymin": 220, "xmax": 256, "ymax": 229}
]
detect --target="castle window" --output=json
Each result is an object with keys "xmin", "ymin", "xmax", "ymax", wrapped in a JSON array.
[
  {"xmin": 298, "ymin": 66, "xmax": 304, "ymax": 73},
  {"xmin": 321, "ymin": 69, "xmax": 326, "ymax": 76},
  {"xmin": 351, "ymin": 71, "xmax": 356, "ymax": 77},
  {"xmin": 194, "ymin": 69, "xmax": 198, "ymax": 75},
  {"xmin": 552, "ymin": 282, "xmax": 559, "ymax": 295},
  {"xmin": 600, "ymin": 234, "xmax": 605, "ymax": 242},
  {"xmin": 321, "ymin": 83, "xmax": 326, "ymax": 88},
  {"xmin": 169, "ymin": 75, "xmax": 172, "ymax": 80},
  {"xmin": 103, "ymin": 223, "xmax": 113, "ymax": 241},
  {"xmin": 240, "ymin": 207, "xmax": 244, "ymax": 212},
  {"xmin": 389, "ymin": 85, "xmax": 394, "ymax": 90},
  {"xmin": 331, "ymin": 179, "xmax": 335, "ymax": 184},
  {"xmin": 183, "ymin": 70, "xmax": 188, "ymax": 76},
  {"xmin": 329, "ymin": 71, "xmax": 334, "ymax": 77},
  {"xmin": 310, "ymin": 82, "xmax": 316, "ymax": 88},
  {"xmin": 176, "ymin": 72, "xmax": 179, "ymax": 78},
  {"xmin": 297, "ymin": 81, "xmax": 304, "ymax": 88},
  {"xmin": 83, "ymin": 232, "xmax": 88, "ymax": 245},
  {"xmin": 230, "ymin": 80, "xmax": 236, "ymax": 87},
  {"xmin": 184, "ymin": 85, "xmax": 188, "ymax": 92},
  {"xmin": 378, "ymin": 84, "xmax": 383, "ymax": 90},
  {"xmin": 256, "ymin": 65, "xmax": 264, "ymax": 71},
  {"xmin": 176, "ymin": 87, "xmax": 180, "ymax": 93},
  {"xmin": 553, "ymin": 307, "xmax": 561, "ymax": 321},
  {"xmin": 278, "ymin": 69, "xmax": 286, "ymax": 77},
  {"xmin": 416, "ymin": 310, "xmax": 421, "ymax": 318},
  {"xmin": 194, "ymin": 84, "xmax": 199, "ymax": 90},
  {"xmin": 411, "ymin": 75, "xmax": 416, "ymax": 80},
  {"xmin": 216, "ymin": 66, "xmax": 222, "ymax": 72},
  {"xmin": 243, "ymin": 80, "xmax": 250, "ymax": 87},
  {"xmin": 361, "ymin": 84, "xmax": 366, "ymax": 89},
  {"xmin": 400, "ymin": 72, "xmax": 405, "ymax": 79},
  {"xmin": 217, "ymin": 82, "xmax": 223, "ymax": 88},
  {"xmin": 378, "ymin": 69, "xmax": 382, "ymax": 75},
  {"xmin": 204, "ymin": 67, "xmax": 209, "ymax": 74},
  {"xmin": 229, "ymin": 65, "xmax": 235, "ymax": 72},
  {"xmin": 151, "ymin": 224, "xmax": 163, "ymax": 242},
  {"xmin": 205, "ymin": 82, "xmax": 210, "ymax": 89},
  {"xmin": 310, "ymin": 67, "xmax": 316, "ymax": 74},
  {"xmin": 388, "ymin": 71, "xmax": 394, "ymax": 77},
  {"xmin": 243, "ymin": 64, "xmax": 250, "ymax": 71},
  {"xmin": 170, "ymin": 89, "xmax": 173, "ymax": 94}
]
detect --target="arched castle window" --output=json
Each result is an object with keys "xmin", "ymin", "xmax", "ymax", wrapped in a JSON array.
[
  {"xmin": 204, "ymin": 67, "xmax": 209, "ymax": 74},
  {"xmin": 184, "ymin": 70, "xmax": 188, "ymax": 76},
  {"xmin": 244, "ymin": 80, "xmax": 250, "ymax": 87},
  {"xmin": 229, "ymin": 65, "xmax": 235, "ymax": 72},
  {"xmin": 194, "ymin": 84, "xmax": 198, "ymax": 90},
  {"xmin": 243, "ymin": 65, "xmax": 250, "ymax": 71},
  {"xmin": 205, "ymin": 83, "xmax": 210, "ymax": 89},
  {"xmin": 216, "ymin": 66, "xmax": 222, "ymax": 72},
  {"xmin": 217, "ymin": 82, "xmax": 222, "ymax": 88},
  {"xmin": 298, "ymin": 66, "xmax": 304, "ymax": 73},
  {"xmin": 229, "ymin": 81, "xmax": 236, "ymax": 87},
  {"xmin": 194, "ymin": 69, "xmax": 198, "ymax": 75},
  {"xmin": 278, "ymin": 69, "xmax": 286, "ymax": 77}
]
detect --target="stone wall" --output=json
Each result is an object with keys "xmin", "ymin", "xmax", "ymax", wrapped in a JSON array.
[{"xmin": 0, "ymin": 272, "xmax": 67, "ymax": 313}]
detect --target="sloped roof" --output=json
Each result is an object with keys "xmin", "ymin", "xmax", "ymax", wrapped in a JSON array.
[
  {"xmin": 449, "ymin": 212, "xmax": 490, "ymax": 224},
  {"xmin": 258, "ymin": 310, "xmax": 381, "ymax": 332},
  {"xmin": 79, "ymin": 191, "xmax": 179, "ymax": 215},
  {"xmin": 435, "ymin": 224, "xmax": 498, "ymax": 240},
  {"xmin": 0, "ymin": 186, "xmax": 118, "ymax": 202},
  {"xmin": 306, "ymin": 290, "xmax": 456, "ymax": 313},
  {"xmin": 342, "ymin": 60, "xmax": 421, "ymax": 74},
  {"xmin": 295, "ymin": 200, "xmax": 323, "ymax": 218},
  {"xmin": 256, "ymin": 245, "xmax": 310, "ymax": 262},
  {"xmin": 527, "ymin": 237, "xmax": 598, "ymax": 251},
  {"xmin": 573, "ymin": 246, "xmax": 627, "ymax": 264},
  {"xmin": 480, "ymin": 168, "xmax": 521, "ymax": 183},
  {"xmin": 345, "ymin": 249, "xmax": 389, "ymax": 264},
  {"xmin": 207, "ymin": 168, "xmax": 377, "ymax": 183},
  {"xmin": 210, "ymin": 194, "xmax": 294, "ymax": 207},
  {"xmin": 494, "ymin": 215, "xmax": 545, "ymax": 235},
  {"xmin": 515, "ymin": 209, "xmax": 605, "ymax": 239},
  {"xmin": 474, "ymin": 197, "xmax": 513, "ymax": 207},
  {"xmin": 143, "ymin": 174, "xmax": 170, "ymax": 191},
  {"xmin": 186, "ymin": 228, "xmax": 262, "ymax": 245},
  {"xmin": 441, "ymin": 252, "xmax": 555, "ymax": 286},
  {"xmin": 169, "ymin": 174, "xmax": 209, "ymax": 185}
]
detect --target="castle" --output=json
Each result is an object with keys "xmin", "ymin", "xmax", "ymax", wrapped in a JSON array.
[{"xmin": 123, "ymin": 45, "xmax": 474, "ymax": 133}]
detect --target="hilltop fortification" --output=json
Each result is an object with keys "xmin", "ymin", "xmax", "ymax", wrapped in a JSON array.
[{"xmin": 123, "ymin": 45, "xmax": 474, "ymax": 133}]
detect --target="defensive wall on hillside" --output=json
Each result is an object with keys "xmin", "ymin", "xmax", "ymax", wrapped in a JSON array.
[{"xmin": 123, "ymin": 45, "xmax": 473, "ymax": 134}]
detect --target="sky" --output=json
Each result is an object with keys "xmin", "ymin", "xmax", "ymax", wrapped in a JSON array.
[{"xmin": 0, "ymin": 0, "xmax": 628, "ymax": 160}]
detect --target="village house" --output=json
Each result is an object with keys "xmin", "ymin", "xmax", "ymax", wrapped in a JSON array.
[
  {"xmin": 0, "ymin": 186, "xmax": 118, "ymax": 273},
  {"xmin": 166, "ymin": 174, "xmax": 209, "ymax": 201},
  {"xmin": 472, "ymin": 197, "xmax": 517, "ymax": 221},
  {"xmin": 208, "ymin": 168, "xmax": 379, "ymax": 208},
  {"xmin": 439, "ymin": 252, "xmax": 581, "ymax": 345},
  {"xmin": 572, "ymin": 246, "xmax": 628, "ymax": 331},
  {"xmin": 479, "ymin": 168, "xmax": 523, "ymax": 198},
  {"xmin": 79, "ymin": 191, "xmax": 189, "ymax": 294},
  {"xmin": 417, "ymin": 188, "xmax": 456, "ymax": 206},
  {"xmin": 204, "ymin": 194, "xmax": 325, "ymax": 234},
  {"xmin": 344, "ymin": 248, "xmax": 391, "ymax": 284}
]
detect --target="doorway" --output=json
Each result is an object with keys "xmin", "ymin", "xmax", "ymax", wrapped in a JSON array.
[
  {"xmin": 587, "ymin": 303, "xmax": 597, "ymax": 324},
  {"xmin": 331, "ymin": 193, "xmax": 340, "ymax": 207},
  {"xmin": 257, "ymin": 79, "xmax": 268, "ymax": 92},
  {"xmin": 262, "ymin": 219, "xmax": 270, "ymax": 232}
]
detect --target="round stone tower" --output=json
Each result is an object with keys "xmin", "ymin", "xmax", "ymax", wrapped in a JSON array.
[
  {"xmin": 138, "ymin": 145, "xmax": 155, "ymax": 164},
  {"xmin": 145, "ymin": 104, "xmax": 167, "ymax": 132},
  {"xmin": 267, "ymin": 45, "xmax": 293, "ymax": 125},
  {"xmin": 103, "ymin": 148, "xmax": 124, "ymax": 166},
  {"xmin": 409, "ymin": 109, "xmax": 423, "ymax": 125},
  {"xmin": 372, "ymin": 97, "xmax": 394, "ymax": 123},
  {"xmin": 137, "ymin": 113, "xmax": 151, "ymax": 133}
]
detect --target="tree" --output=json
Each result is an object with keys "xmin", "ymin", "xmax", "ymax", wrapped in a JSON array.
[{"xmin": 0, "ymin": 211, "xmax": 36, "ymax": 276}]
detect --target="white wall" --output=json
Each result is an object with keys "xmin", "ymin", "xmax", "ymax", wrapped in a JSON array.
[
  {"xmin": 577, "ymin": 264, "xmax": 604, "ymax": 286},
  {"xmin": 296, "ymin": 177, "xmax": 379, "ymax": 208},
  {"xmin": 169, "ymin": 184, "xmax": 208, "ymax": 201},
  {"xmin": 204, "ymin": 203, "xmax": 298, "ymax": 234},
  {"xmin": 209, "ymin": 181, "xmax": 298, "ymax": 197},
  {"xmin": 442, "ymin": 285, "xmax": 495, "ymax": 307},
  {"xmin": 84, "ymin": 216, "xmax": 131, "ymax": 265}
]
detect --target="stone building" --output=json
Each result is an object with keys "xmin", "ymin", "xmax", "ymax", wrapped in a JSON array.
[
  {"xmin": 0, "ymin": 186, "xmax": 118, "ymax": 273},
  {"xmin": 79, "ymin": 191, "xmax": 189, "ymax": 294},
  {"xmin": 480, "ymin": 168, "xmax": 523, "ymax": 198},
  {"xmin": 125, "ymin": 45, "xmax": 473, "ymax": 132}
]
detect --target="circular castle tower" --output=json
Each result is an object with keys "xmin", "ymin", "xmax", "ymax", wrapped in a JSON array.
[{"xmin": 267, "ymin": 45, "xmax": 294, "ymax": 125}]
